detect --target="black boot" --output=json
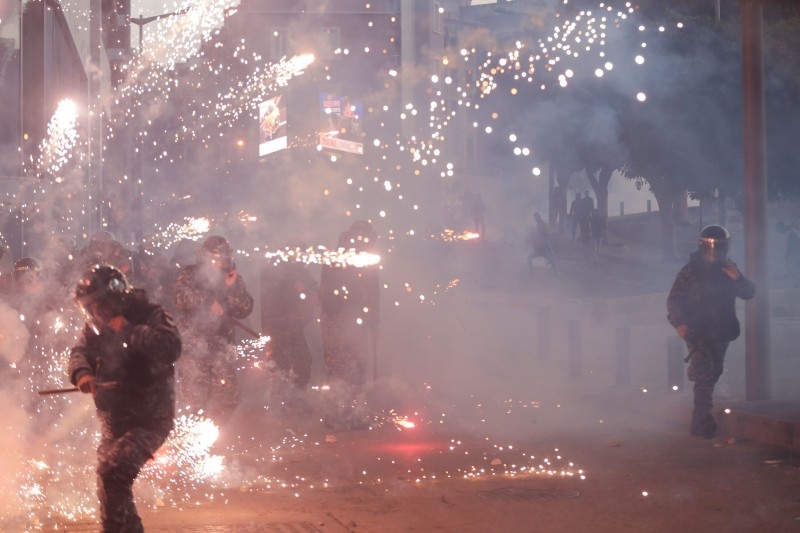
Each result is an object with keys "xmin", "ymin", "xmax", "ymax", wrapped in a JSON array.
[{"xmin": 690, "ymin": 412, "xmax": 717, "ymax": 439}]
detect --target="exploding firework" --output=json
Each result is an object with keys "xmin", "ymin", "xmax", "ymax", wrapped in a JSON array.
[{"xmin": 34, "ymin": 99, "xmax": 82, "ymax": 179}]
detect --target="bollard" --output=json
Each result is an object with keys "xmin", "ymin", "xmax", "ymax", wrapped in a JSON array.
[
  {"xmin": 615, "ymin": 326, "xmax": 631, "ymax": 386},
  {"xmin": 568, "ymin": 319, "xmax": 582, "ymax": 377},
  {"xmin": 667, "ymin": 336, "xmax": 685, "ymax": 392},
  {"xmin": 647, "ymin": 199, "xmax": 652, "ymax": 212},
  {"xmin": 537, "ymin": 307, "xmax": 551, "ymax": 359},
  {"xmin": 620, "ymin": 201, "xmax": 625, "ymax": 216}
]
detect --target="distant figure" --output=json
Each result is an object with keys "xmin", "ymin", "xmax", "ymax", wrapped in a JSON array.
[
  {"xmin": 471, "ymin": 193, "xmax": 487, "ymax": 239},
  {"xmin": 578, "ymin": 216, "xmax": 595, "ymax": 267},
  {"xmin": 582, "ymin": 190, "xmax": 595, "ymax": 212},
  {"xmin": 589, "ymin": 210, "xmax": 607, "ymax": 260},
  {"xmin": 569, "ymin": 192, "xmax": 589, "ymax": 241},
  {"xmin": 667, "ymin": 225, "xmax": 755, "ymax": 439},
  {"xmin": 526, "ymin": 212, "xmax": 557, "ymax": 273}
]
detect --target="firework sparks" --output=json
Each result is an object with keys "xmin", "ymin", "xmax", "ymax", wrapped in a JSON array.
[
  {"xmin": 234, "ymin": 334, "xmax": 271, "ymax": 371},
  {"xmin": 437, "ymin": 229, "xmax": 481, "ymax": 242},
  {"xmin": 261, "ymin": 246, "xmax": 381, "ymax": 269},
  {"xmin": 141, "ymin": 412, "xmax": 224, "ymax": 493},
  {"xmin": 147, "ymin": 216, "xmax": 211, "ymax": 249},
  {"xmin": 34, "ymin": 99, "xmax": 81, "ymax": 179}
]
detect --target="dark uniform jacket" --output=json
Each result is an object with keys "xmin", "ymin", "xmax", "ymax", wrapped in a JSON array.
[
  {"xmin": 260, "ymin": 262, "xmax": 318, "ymax": 334},
  {"xmin": 319, "ymin": 261, "xmax": 380, "ymax": 328},
  {"xmin": 667, "ymin": 251, "xmax": 756, "ymax": 342},
  {"xmin": 68, "ymin": 289, "xmax": 181, "ymax": 435},
  {"xmin": 173, "ymin": 264, "xmax": 254, "ymax": 343}
]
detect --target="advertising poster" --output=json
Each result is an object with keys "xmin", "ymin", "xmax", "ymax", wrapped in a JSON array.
[
  {"xmin": 259, "ymin": 94, "xmax": 287, "ymax": 157},
  {"xmin": 319, "ymin": 92, "xmax": 364, "ymax": 155}
]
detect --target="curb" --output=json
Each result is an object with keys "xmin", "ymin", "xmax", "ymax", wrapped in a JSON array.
[{"xmin": 716, "ymin": 405, "xmax": 800, "ymax": 452}]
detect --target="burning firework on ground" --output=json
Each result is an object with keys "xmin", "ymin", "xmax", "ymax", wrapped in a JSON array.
[{"xmin": 140, "ymin": 411, "xmax": 224, "ymax": 501}]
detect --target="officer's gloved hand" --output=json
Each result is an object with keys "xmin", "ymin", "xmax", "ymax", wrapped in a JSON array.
[
  {"xmin": 77, "ymin": 374, "xmax": 95, "ymax": 394},
  {"xmin": 107, "ymin": 315, "xmax": 131, "ymax": 334},
  {"xmin": 210, "ymin": 299, "xmax": 225, "ymax": 317}
]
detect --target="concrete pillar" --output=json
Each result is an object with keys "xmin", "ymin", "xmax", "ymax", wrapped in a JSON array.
[{"xmin": 741, "ymin": 0, "xmax": 771, "ymax": 401}]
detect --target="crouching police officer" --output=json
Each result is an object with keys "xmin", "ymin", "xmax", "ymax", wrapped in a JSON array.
[
  {"xmin": 667, "ymin": 225, "xmax": 755, "ymax": 439},
  {"xmin": 69, "ymin": 264, "xmax": 181, "ymax": 532}
]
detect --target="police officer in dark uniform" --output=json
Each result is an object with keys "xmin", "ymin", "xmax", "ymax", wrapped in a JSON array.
[
  {"xmin": 319, "ymin": 221, "xmax": 380, "ymax": 388},
  {"xmin": 667, "ymin": 225, "xmax": 755, "ymax": 439},
  {"xmin": 173, "ymin": 235, "xmax": 254, "ymax": 422},
  {"xmin": 8, "ymin": 257, "xmax": 54, "ymax": 412},
  {"xmin": 77, "ymin": 231, "xmax": 134, "ymax": 281},
  {"xmin": 260, "ymin": 243, "xmax": 318, "ymax": 388},
  {"xmin": 132, "ymin": 240, "xmax": 171, "ymax": 308},
  {"xmin": 526, "ymin": 212, "xmax": 557, "ymax": 272},
  {"xmin": 69, "ymin": 265, "xmax": 181, "ymax": 532},
  {"xmin": 8, "ymin": 257, "xmax": 47, "ymax": 319}
]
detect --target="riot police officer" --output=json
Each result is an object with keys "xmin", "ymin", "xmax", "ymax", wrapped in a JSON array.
[
  {"xmin": 173, "ymin": 235, "xmax": 254, "ymax": 422},
  {"xmin": 69, "ymin": 265, "xmax": 181, "ymax": 532},
  {"xmin": 667, "ymin": 225, "xmax": 755, "ymax": 439}
]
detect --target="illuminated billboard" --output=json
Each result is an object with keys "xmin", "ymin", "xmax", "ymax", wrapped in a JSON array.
[
  {"xmin": 319, "ymin": 93, "xmax": 364, "ymax": 155},
  {"xmin": 258, "ymin": 94, "xmax": 287, "ymax": 157}
]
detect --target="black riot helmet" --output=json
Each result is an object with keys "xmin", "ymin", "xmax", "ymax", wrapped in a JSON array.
[
  {"xmin": 347, "ymin": 220, "xmax": 377, "ymax": 251},
  {"xmin": 198, "ymin": 235, "xmax": 234, "ymax": 271},
  {"xmin": 698, "ymin": 225, "xmax": 730, "ymax": 264},
  {"xmin": 74, "ymin": 264, "xmax": 130, "ymax": 332},
  {"xmin": 13, "ymin": 257, "xmax": 43, "ymax": 283}
]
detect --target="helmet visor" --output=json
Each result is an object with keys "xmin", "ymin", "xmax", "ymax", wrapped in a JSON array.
[
  {"xmin": 205, "ymin": 252, "xmax": 233, "ymax": 271},
  {"xmin": 74, "ymin": 278, "xmax": 126, "ymax": 333},
  {"xmin": 699, "ymin": 237, "xmax": 729, "ymax": 263},
  {"xmin": 76, "ymin": 298, "xmax": 117, "ymax": 334}
]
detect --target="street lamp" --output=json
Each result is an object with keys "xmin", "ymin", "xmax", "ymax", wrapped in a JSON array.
[
  {"xmin": 127, "ymin": 8, "xmax": 189, "ymax": 240},
  {"xmin": 130, "ymin": 8, "xmax": 190, "ymax": 55}
]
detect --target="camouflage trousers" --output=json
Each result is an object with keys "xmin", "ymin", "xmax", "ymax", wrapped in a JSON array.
[
  {"xmin": 686, "ymin": 339, "xmax": 729, "ymax": 429},
  {"xmin": 178, "ymin": 336, "xmax": 239, "ymax": 422},
  {"xmin": 97, "ymin": 419, "xmax": 172, "ymax": 533},
  {"xmin": 268, "ymin": 329, "xmax": 312, "ymax": 388}
]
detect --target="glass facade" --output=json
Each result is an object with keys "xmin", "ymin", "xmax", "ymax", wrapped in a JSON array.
[{"xmin": 0, "ymin": 0, "xmax": 21, "ymax": 181}]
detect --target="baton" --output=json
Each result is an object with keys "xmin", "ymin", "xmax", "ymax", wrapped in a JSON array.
[
  {"xmin": 38, "ymin": 386, "xmax": 80, "ymax": 396},
  {"xmin": 230, "ymin": 316, "xmax": 264, "ymax": 339},
  {"xmin": 38, "ymin": 381, "xmax": 119, "ymax": 396}
]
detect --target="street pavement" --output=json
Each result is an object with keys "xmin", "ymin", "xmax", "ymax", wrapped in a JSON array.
[{"xmin": 45, "ymin": 385, "xmax": 800, "ymax": 532}]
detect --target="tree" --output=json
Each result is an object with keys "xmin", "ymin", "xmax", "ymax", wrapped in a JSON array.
[{"xmin": 614, "ymin": 8, "xmax": 743, "ymax": 259}]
